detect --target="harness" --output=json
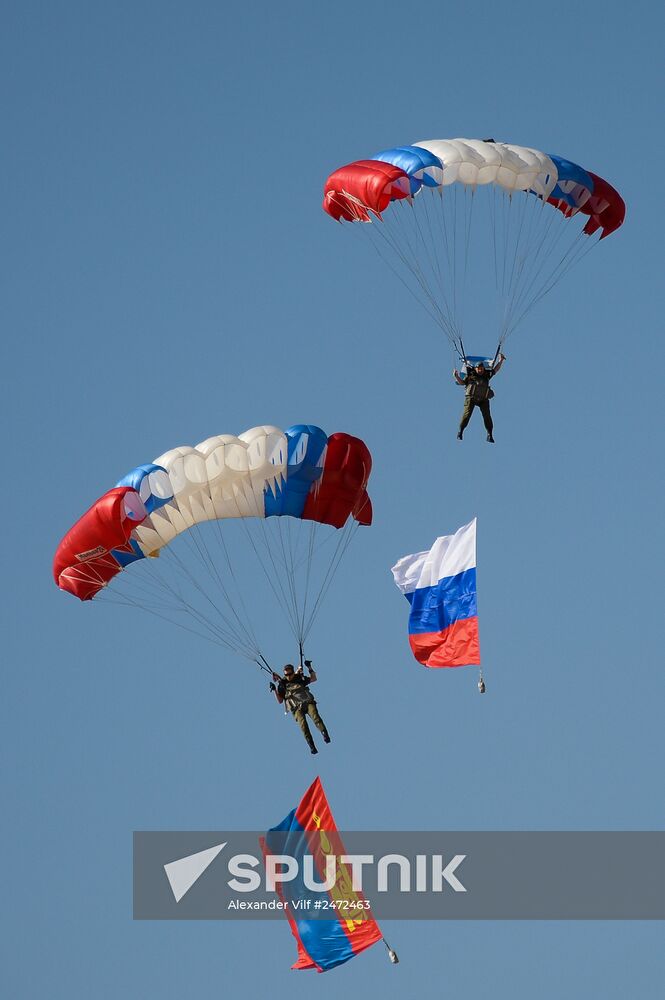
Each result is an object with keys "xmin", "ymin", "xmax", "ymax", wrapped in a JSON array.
[
  {"xmin": 281, "ymin": 677, "xmax": 314, "ymax": 714},
  {"xmin": 466, "ymin": 372, "xmax": 493, "ymax": 402}
]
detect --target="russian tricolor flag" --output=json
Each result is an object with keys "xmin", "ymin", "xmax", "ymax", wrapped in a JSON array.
[{"xmin": 391, "ymin": 518, "xmax": 480, "ymax": 668}]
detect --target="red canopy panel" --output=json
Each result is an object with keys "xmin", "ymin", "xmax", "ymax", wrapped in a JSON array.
[
  {"xmin": 53, "ymin": 487, "xmax": 148, "ymax": 601},
  {"xmin": 580, "ymin": 172, "xmax": 625, "ymax": 239},
  {"xmin": 302, "ymin": 433, "xmax": 372, "ymax": 529},
  {"xmin": 323, "ymin": 160, "xmax": 410, "ymax": 222}
]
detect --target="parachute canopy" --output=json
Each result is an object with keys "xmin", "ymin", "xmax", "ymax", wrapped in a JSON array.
[
  {"xmin": 54, "ymin": 424, "xmax": 372, "ymax": 664},
  {"xmin": 323, "ymin": 138, "xmax": 625, "ymax": 358}
]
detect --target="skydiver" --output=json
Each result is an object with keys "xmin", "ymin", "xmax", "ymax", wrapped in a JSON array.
[
  {"xmin": 270, "ymin": 660, "xmax": 331, "ymax": 755},
  {"xmin": 454, "ymin": 354, "xmax": 506, "ymax": 443}
]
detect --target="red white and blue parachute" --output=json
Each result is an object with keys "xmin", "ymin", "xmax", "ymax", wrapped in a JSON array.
[
  {"xmin": 54, "ymin": 425, "xmax": 372, "ymax": 666},
  {"xmin": 323, "ymin": 138, "xmax": 625, "ymax": 360}
]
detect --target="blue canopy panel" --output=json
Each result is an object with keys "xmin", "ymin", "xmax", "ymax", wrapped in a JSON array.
[
  {"xmin": 116, "ymin": 464, "xmax": 173, "ymax": 514},
  {"xmin": 111, "ymin": 538, "xmax": 146, "ymax": 568},
  {"xmin": 373, "ymin": 145, "xmax": 443, "ymax": 195},
  {"xmin": 264, "ymin": 425, "xmax": 328, "ymax": 518},
  {"xmin": 547, "ymin": 154, "xmax": 594, "ymax": 211}
]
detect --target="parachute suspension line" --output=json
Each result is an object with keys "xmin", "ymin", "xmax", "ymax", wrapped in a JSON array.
[
  {"xmin": 501, "ymin": 206, "xmax": 584, "ymax": 343},
  {"xmin": 302, "ymin": 518, "xmax": 359, "ymax": 643},
  {"xmin": 207, "ymin": 514, "xmax": 263, "ymax": 653},
  {"xmin": 256, "ymin": 518, "xmax": 304, "ymax": 642},
  {"xmin": 387, "ymin": 203, "xmax": 457, "ymax": 339},
  {"xmin": 500, "ymin": 195, "xmax": 562, "ymax": 337},
  {"xmin": 500, "ymin": 192, "xmax": 547, "ymax": 339},
  {"xmin": 286, "ymin": 517, "xmax": 308, "ymax": 631},
  {"xmin": 418, "ymin": 188, "xmax": 464, "ymax": 352},
  {"xmin": 504, "ymin": 190, "xmax": 517, "ymax": 299},
  {"xmin": 282, "ymin": 518, "xmax": 303, "ymax": 625},
  {"xmin": 300, "ymin": 524, "xmax": 351, "ymax": 641},
  {"xmin": 535, "ymin": 230, "xmax": 598, "ymax": 304},
  {"xmin": 101, "ymin": 560, "xmax": 259, "ymax": 660},
  {"xmin": 287, "ymin": 518, "xmax": 339, "ymax": 572},
  {"xmin": 301, "ymin": 470, "xmax": 368, "ymax": 643},
  {"xmin": 191, "ymin": 520, "xmax": 264, "ymax": 656},
  {"xmin": 99, "ymin": 588, "xmax": 244, "ymax": 652},
  {"xmin": 168, "ymin": 530, "xmax": 259, "ymax": 653},
  {"xmin": 418, "ymin": 186, "xmax": 448, "ymax": 324},
  {"xmin": 401, "ymin": 198, "xmax": 450, "ymax": 335},
  {"xmin": 373, "ymin": 201, "xmax": 452, "ymax": 339},
  {"xmin": 98, "ymin": 557, "xmax": 185, "ymax": 609},
  {"xmin": 457, "ymin": 185, "xmax": 476, "ymax": 344},
  {"xmin": 103, "ymin": 566, "xmax": 269, "ymax": 672},
  {"xmin": 506, "ymin": 231, "xmax": 599, "ymax": 340},
  {"xmin": 420, "ymin": 185, "xmax": 462, "ymax": 350},
  {"xmin": 361, "ymin": 224, "xmax": 441, "ymax": 328},
  {"xmin": 435, "ymin": 184, "xmax": 476, "ymax": 357},
  {"xmin": 159, "ymin": 540, "xmax": 262, "ymax": 657},
  {"xmin": 451, "ymin": 181, "xmax": 459, "ymax": 323},
  {"xmin": 410, "ymin": 192, "xmax": 457, "ymax": 341},
  {"xmin": 106, "ymin": 550, "xmax": 207, "ymax": 621},
  {"xmin": 361, "ymin": 221, "xmax": 456, "ymax": 347},
  {"xmin": 243, "ymin": 515, "xmax": 303, "ymax": 642},
  {"xmin": 214, "ymin": 482, "xmax": 304, "ymax": 646},
  {"xmin": 495, "ymin": 189, "xmax": 536, "ymax": 343},
  {"xmin": 288, "ymin": 517, "xmax": 316, "ymax": 646},
  {"xmin": 489, "ymin": 181, "xmax": 499, "ymax": 293},
  {"xmin": 164, "ymin": 544, "xmax": 256, "ymax": 654},
  {"xmin": 386, "ymin": 194, "xmax": 463, "ymax": 352},
  {"xmin": 275, "ymin": 516, "xmax": 304, "ymax": 644},
  {"xmin": 503, "ymin": 184, "xmax": 532, "ymax": 319},
  {"xmin": 297, "ymin": 518, "xmax": 318, "ymax": 642}
]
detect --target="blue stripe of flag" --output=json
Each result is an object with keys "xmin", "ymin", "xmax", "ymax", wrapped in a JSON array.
[{"xmin": 406, "ymin": 567, "xmax": 477, "ymax": 635}]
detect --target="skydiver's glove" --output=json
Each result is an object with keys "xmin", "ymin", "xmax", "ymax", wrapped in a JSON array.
[
  {"xmin": 269, "ymin": 682, "xmax": 276, "ymax": 693},
  {"xmin": 304, "ymin": 659, "xmax": 312, "ymax": 668}
]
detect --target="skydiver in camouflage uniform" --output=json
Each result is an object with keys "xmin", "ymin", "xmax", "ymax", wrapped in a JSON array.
[
  {"xmin": 271, "ymin": 661, "xmax": 331, "ymax": 755},
  {"xmin": 454, "ymin": 354, "xmax": 506, "ymax": 442}
]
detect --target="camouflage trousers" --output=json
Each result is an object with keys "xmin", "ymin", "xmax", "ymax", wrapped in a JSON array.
[{"xmin": 293, "ymin": 701, "xmax": 329, "ymax": 750}]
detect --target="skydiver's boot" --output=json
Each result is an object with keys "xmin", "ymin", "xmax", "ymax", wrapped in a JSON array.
[
  {"xmin": 310, "ymin": 745, "xmax": 318, "ymax": 755},
  {"xmin": 322, "ymin": 730, "xmax": 331, "ymax": 744},
  {"xmin": 457, "ymin": 430, "xmax": 463, "ymax": 440},
  {"xmin": 486, "ymin": 433, "xmax": 495, "ymax": 443}
]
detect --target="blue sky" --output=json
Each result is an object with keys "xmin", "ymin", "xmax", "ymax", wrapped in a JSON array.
[{"xmin": 2, "ymin": 1, "xmax": 663, "ymax": 996}]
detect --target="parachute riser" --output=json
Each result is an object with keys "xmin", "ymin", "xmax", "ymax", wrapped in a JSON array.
[{"xmin": 256, "ymin": 653, "xmax": 273, "ymax": 675}]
